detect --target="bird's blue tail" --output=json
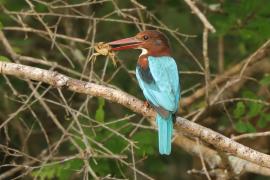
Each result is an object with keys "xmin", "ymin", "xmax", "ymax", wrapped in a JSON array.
[{"xmin": 156, "ymin": 114, "xmax": 173, "ymax": 155}]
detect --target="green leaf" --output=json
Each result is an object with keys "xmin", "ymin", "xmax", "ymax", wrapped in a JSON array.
[
  {"xmin": 32, "ymin": 165, "xmax": 58, "ymax": 180},
  {"xmin": 242, "ymin": 90, "xmax": 256, "ymax": 99},
  {"xmin": 0, "ymin": 0, "xmax": 6, "ymax": 5},
  {"xmin": 133, "ymin": 131, "xmax": 157, "ymax": 156},
  {"xmin": 0, "ymin": 21, "xmax": 3, "ymax": 30},
  {"xmin": 257, "ymin": 116, "xmax": 267, "ymax": 128},
  {"xmin": 95, "ymin": 108, "xmax": 104, "ymax": 122},
  {"xmin": 235, "ymin": 121, "xmax": 256, "ymax": 133},
  {"xmin": 264, "ymin": 114, "xmax": 270, "ymax": 122},
  {"xmin": 105, "ymin": 136, "xmax": 127, "ymax": 153},
  {"xmin": 257, "ymin": 114, "xmax": 270, "ymax": 128},
  {"xmin": 247, "ymin": 103, "xmax": 263, "ymax": 118},
  {"xmin": 36, "ymin": 3, "xmax": 48, "ymax": 12},
  {"xmin": 90, "ymin": 159, "xmax": 112, "ymax": 176},
  {"xmin": 57, "ymin": 159, "xmax": 83, "ymax": 180},
  {"xmin": 32, "ymin": 159, "xmax": 84, "ymax": 180},
  {"xmin": 66, "ymin": 159, "xmax": 84, "ymax": 170},
  {"xmin": 95, "ymin": 97, "xmax": 105, "ymax": 122},
  {"xmin": 0, "ymin": 55, "xmax": 10, "ymax": 62},
  {"xmin": 233, "ymin": 102, "xmax": 245, "ymax": 118},
  {"xmin": 98, "ymin": 97, "xmax": 105, "ymax": 107},
  {"xmin": 246, "ymin": 122, "xmax": 256, "ymax": 133},
  {"xmin": 260, "ymin": 74, "xmax": 270, "ymax": 86},
  {"xmin": 235, "ymin": 120, "xmax": 247, "ymax": 133}
]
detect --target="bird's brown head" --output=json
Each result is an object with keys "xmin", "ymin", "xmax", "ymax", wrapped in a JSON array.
[{"xmin": 108, "ymin": 30, "xmax": 171, "ymax": 56}]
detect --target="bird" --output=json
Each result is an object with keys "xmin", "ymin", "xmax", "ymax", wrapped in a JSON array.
[{"xmin": 108, "ymin": 30, "xmax": 180, "ymax": 155}]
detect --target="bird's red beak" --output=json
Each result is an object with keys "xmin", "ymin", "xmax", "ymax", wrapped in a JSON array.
[{"xmin": 108, "ymin": 37, "xmax": 143, "ymax": 51}]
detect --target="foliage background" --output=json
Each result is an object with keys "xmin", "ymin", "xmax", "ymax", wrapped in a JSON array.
[{"xmin": 0, "ymin": 0, "xmax": 270, "ymax": 179}]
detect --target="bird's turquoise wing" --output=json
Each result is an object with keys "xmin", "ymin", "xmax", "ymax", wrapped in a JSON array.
[
  {"xmin": 136, "ymin": 56, "xmax": 180, "ymax": 113},
  {"xmin": 148, "ymin": 56, "xmax": 180, "ymax": 111}
]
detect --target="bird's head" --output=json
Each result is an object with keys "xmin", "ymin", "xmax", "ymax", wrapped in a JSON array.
[{"xmin": 108, "ymin": 30, "xmax": 171, "ymax": 56}]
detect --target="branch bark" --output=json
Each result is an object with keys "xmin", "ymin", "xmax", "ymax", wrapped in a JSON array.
[
  {"xmin": 184, "ymin": 0, "xmax": 216, "ymax": 33},
  {"xmin": 1, "ymin": 61, "xmax": 270, "ymax": 174}
]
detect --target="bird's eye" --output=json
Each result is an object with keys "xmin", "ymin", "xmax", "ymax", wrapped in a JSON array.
[{"xmin": 143, "ymin": 35, "xmax": 149, "ymax": 40}]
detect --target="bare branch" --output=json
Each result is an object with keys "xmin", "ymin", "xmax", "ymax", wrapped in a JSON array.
[
  {"xmin": 184, "ymin": 0, "xmax": 216, "ymax": 33},
  {"xmin": 176, "ymin": 116, "xmax": 270, "ymax": 169},
  {"xmin": 196, "ymin": 138, "xmax": 212, "ymax": 180},
  {"xmin": 203, "ymin": 27, "xmax": 210, "ymax": 105},
  {"xmin": 1, "ymin": 61, "xmax": 270, "ymax": 171}
]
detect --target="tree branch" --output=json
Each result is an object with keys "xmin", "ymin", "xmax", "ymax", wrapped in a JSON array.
[
  {"xmin": 1, "ymin": 61, "xmax": 270, "ymax": 172},
  {"xmin": 184, "ymin": 0, "xmax": 216, "ymax": 33}
]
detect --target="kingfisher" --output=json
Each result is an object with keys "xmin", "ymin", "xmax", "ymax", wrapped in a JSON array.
[{"xmin": 108, "ymin": 30, "xmax": 180, "ymax": 155}]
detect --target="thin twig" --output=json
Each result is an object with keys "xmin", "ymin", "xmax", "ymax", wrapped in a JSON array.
[
  {"xmin": 203, "ymin": 27, "xmax": 211, "ymax": 105},
  {"xmin": 196, "ymin": 138, "xmax": 212, "ymax": 180},
  {"xmin": 184, "ymin": 0, "xmax": 216, "ymax": 33}
]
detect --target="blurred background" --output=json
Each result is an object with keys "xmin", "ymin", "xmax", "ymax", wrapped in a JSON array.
[{"xmin": 0, "ymin": 0, "xmax": 270, "ymax": 179}]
